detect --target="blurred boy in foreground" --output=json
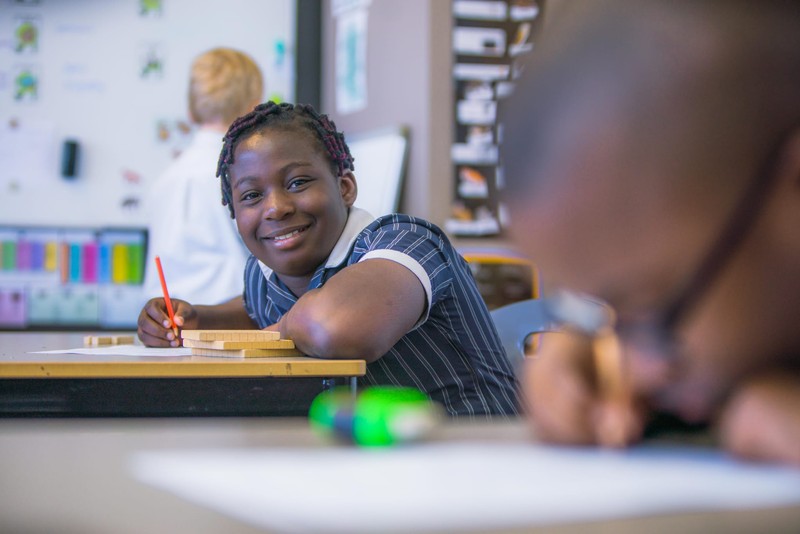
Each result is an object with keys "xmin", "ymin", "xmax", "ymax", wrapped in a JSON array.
[{"xmin": 501, "ymin": 0, "xmax": 800, "ymax": 464}]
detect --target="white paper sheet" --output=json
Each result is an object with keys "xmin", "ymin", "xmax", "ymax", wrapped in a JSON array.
[
  {"xmin": 130, "ymin": 442, "xmax": 800, "ymax": 534},
  {"xmin": 31, "ymin": 345, "xmax": 192, "ymax": 357},
  {"xmin": 0, "ymin": 119, "xmax": 56, "ymax": 186}
]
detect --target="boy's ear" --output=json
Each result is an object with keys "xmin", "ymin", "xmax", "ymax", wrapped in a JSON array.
[{"xmin": 339, "ymin": 171, "xmax": 358, "ymax": 208}]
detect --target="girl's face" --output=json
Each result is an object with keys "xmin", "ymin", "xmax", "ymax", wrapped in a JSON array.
[{"xmin": 229, "ymin": 126, "xmax": 357, "ymax": 293}]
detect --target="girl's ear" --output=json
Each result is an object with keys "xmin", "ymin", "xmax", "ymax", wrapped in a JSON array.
[{"xmin": 339, "ymin": 171, "xmax": 358, "ymax": 208}]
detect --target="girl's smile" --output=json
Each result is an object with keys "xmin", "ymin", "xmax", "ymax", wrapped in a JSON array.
[{"xmin": 263, "ymin": 223, "xmax": 311, "ymax": 248}]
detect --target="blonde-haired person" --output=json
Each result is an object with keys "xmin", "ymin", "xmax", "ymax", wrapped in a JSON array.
[
  {"xmin": 144, "ymin": 48, "xmax": 264, "ymax": 305},
  {"xmin": 188, "ymin": 47, "xmax": 263, "ymax": 127}
]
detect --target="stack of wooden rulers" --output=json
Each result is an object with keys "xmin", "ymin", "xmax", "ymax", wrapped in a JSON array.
[
  {"xmin": 181, "ymin": 330, "xmax": 303, "ymax": 358},
  {"xmin": 83, "ymin": 334, "xmax": 135, "ymax": 346}
]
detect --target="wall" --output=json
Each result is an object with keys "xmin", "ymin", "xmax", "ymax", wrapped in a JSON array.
[{"xmin": 320, "ymin": 0, "xmax": 453, "ymax": 227}]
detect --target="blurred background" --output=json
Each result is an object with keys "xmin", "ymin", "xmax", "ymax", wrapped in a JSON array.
[{"xmin": 0, "ymin": 0, "xmax": 547, "ymax": 329}]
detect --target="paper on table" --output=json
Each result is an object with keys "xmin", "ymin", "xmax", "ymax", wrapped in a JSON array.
[
  {"xmin": 31, "ymin": 345, "xmax": 193, "ymax": 357},
  {"xmin": 130, "ymin": 442, "xmax": 800, "ymax": 534}
]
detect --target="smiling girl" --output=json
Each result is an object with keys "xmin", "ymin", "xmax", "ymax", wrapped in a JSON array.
[{"xmin": 138, "ymin": 102, "xmax": 519, "ymax": 417}]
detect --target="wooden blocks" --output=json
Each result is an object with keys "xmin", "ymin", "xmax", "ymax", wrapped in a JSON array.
[
  {"xmin": 183, "ymin": 339, "xmax": 296, "ymax": 350},
  {"xmin": 190, "ymin": 347, "xmax": 304, "ymax": 358},
  {"xmin": 181, "ymin": 330, "xmax": 280, "ymax": 342},
  {"xmin": 181, "ymin": 330, "xmax": 302, "ymax": 358},
  {"xmin": 84, "ymin": 335, "xmax": 135, "ymax": 347}
]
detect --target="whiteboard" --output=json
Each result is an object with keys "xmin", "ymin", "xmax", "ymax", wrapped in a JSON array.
[
  {"xmin": 0, "ymin": 0, "xmax": 295, "ymax": 227},
  {"xmin": 348, "ymin": 126, "xmax": 408, "ymax": 218}
]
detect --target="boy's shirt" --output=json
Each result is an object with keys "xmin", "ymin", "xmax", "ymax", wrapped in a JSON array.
[{"xmin": 243, "ymin": 208, "xmax": 520, "ymax": 417}]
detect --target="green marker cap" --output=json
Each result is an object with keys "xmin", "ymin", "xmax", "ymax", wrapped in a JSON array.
[{"xmin": 309, "ymin": 386, "xmax": 442, "ymax": 447}]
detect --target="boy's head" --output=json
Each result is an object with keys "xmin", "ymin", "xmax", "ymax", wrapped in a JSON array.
[
  {"xmin": 188, "ymin": 48, "xmax": 264, "ymax": 126},
  {"xmin": 502, "ymin": 0, "xmax": 800, "ymax": 411},
  {"xmin": 216, "ymin": 102, "xmax": 357, "ymax": 285}
]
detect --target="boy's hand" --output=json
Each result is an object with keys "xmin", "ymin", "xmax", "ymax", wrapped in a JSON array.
[
  {"xmin": 719, "ymin": 372, "xmax": 800, "ymax": 466},
  {"xmin": 137, "ymin": 297, "xmax": 199, "ymax": 347},
  {"xmin": 523, "ymin": 331, "xmax": 646, "ymax": 447}
]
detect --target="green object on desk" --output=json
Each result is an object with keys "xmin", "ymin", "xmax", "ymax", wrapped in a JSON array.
[{"xmin": 309, "ymin": 386, "xmax": 442, "ymax": 447}]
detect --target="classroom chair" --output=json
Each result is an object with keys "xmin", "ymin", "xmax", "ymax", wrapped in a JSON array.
[
  {"xmin": 460, "ymin": 250, "xmax": 539, "ymax": 310},
  {"xmin": 490, "ymin": 298, "xmax": 558, "ymax": 363},
  {"xmin": 492, "ymin": 292, "xmax": 617, "ymax": 366}
]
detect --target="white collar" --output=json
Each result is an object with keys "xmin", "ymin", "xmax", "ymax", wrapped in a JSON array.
[
  {"xmin": 257, "ymin": 207, "xmax": 375, "ymax": 280},
  {"xmin": 324, "ymin": 207, "xmax": 376, "ymax": 268}
]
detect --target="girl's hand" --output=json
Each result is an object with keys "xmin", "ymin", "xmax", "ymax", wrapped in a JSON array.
[{"xmin": 137, "ymin": 298, "xmax": 199, "ymax": 347}]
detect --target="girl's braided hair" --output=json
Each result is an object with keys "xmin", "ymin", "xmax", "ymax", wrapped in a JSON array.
[{"xmin": 216, "ymin": 101, "xmax": 355, "ymax": 218}]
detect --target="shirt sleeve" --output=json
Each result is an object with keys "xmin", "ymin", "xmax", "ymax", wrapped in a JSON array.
[{"xmin": 351, "ymin": 216, "xmax": 454, "ymax": 326}]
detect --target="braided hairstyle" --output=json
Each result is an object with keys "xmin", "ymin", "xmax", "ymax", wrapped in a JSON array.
[{"xmin": 216, "ymin": 101, "xmax": 355, "ymax": 218}]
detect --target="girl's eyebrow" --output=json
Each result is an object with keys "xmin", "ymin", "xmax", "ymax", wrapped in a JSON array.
[
  {"xmin": 232, "ymin": 175, "xmax": 258, "ymax": 190},
  {"xmin": 278, "ymin": 161, "xmax": 314, "ymax": 175},
  {"xmin": 232, "ymin": 161, "xmax": 314, "ymax": 190}
]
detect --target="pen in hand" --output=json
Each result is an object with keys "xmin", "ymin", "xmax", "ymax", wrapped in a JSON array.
[
  {"xmin": 154, "ymin": 255, "xmax": 180, "ymax": 341},
  {"xmin": 592, "ymin": 326, "xmax": 632, "ymax": 447},
  {"xmin": 546, "ymin": 291, "xmax": 634, "ymax": 447}
]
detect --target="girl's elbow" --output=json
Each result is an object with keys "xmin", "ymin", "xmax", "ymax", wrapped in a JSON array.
[
  {"xmin": 308, "ymin": 328, "xmax": 385, "ymax": 362},
  {"xmin": 287, "ymin": 309, "xmax": 379, "ymax": 361}
]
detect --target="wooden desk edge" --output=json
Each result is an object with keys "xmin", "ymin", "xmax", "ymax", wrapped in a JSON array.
[{"xmin": 0, "ymin": 358, "xmax": 367, "ymax": 378}]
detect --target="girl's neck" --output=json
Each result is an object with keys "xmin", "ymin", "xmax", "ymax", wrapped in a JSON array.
[{"xmin": 277, "ymin": 273, "xmax": 315, "ymax": 298}]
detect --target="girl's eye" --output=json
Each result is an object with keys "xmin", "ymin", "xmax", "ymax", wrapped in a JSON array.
[
  {"xmin": 287, "ymin": 177, "xmax": 311, "ymax": 191},
  {"xmin": 240, "ymin": 191, "xmax": 262, "ymax": 202}
]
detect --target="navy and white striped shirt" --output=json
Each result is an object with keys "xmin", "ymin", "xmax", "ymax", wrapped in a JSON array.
[{"xmin": 243, "ymin": 208, "xmax": 519, "ymax": 417}]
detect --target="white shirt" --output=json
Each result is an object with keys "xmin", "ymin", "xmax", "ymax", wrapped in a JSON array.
[{"xmin": 143, "ymin": 129, "xmax": 249, "ymax": 305}]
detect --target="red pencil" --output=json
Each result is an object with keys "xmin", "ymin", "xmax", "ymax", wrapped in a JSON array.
[{"xmin": 154, "ymin": 255, "xmax": 179, "ymax": 339}]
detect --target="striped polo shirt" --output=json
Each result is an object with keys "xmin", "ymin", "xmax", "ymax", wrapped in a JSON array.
[{"xmin": 243, "ymin": 208, "xmax": 520, "ymax": 417}]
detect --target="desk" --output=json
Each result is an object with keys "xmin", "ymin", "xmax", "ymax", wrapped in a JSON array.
[
  {"xmin": 0, "ymin": 418, "xmax": 798, "ymax": 534},
  {"xmin": 0, "ymin": 332, "xmax": 366, "ymax": 417}
]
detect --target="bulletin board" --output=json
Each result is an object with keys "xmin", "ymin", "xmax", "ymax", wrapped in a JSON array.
[{"xmin": 0, "ymin": 0, "xmax": 296, "ymax": 228}]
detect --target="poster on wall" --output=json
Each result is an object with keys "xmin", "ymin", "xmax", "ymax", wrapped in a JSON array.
[{"xmin": 334, "ymin": 3, "xmax": 369, "ymax": 115}]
